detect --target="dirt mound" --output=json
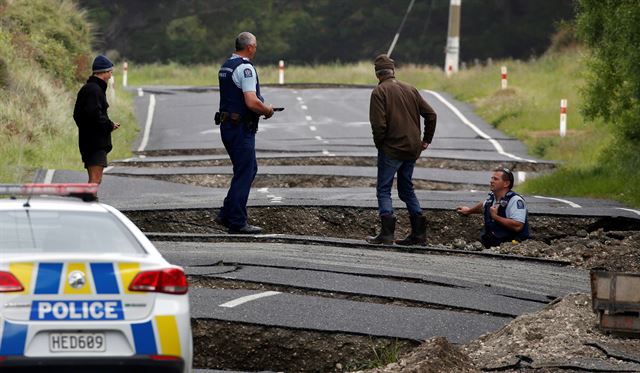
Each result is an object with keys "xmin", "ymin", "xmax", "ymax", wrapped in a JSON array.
[
  {"xmin": 354, "ymin": 336, "xmax": 479, "ymax": 373},
  {"xmin": 464, "ymin": 293, "xmax": 640, "ymax": 372}
]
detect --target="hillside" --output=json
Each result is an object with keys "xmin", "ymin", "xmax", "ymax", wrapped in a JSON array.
[{"xmin": 0, "ymin": 0, "xmax": 136, "ymax": 183}]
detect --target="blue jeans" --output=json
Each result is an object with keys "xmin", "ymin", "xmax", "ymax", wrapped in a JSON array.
[
  {"xmin": 376, "ymin": 150, "xmax": 422, "ymax": 216},
  {"xmin": 217, "ymin": 122, "xmax": 257, "ymax": 230}
]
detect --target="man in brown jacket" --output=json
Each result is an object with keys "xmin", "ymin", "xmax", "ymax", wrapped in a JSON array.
[{"xmin": 366, "ymin": 54, "xmax": 437, "ymax": 246}]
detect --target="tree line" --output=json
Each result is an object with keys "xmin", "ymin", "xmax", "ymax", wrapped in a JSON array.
[{"xmin": 79, "ymin": 0, "xmax": 574, "ymax": 66}]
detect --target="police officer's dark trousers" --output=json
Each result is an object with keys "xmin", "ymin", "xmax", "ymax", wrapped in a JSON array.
[{"xmin": 218, "ymin": 121, "xmax": 257, "ymax": 230}]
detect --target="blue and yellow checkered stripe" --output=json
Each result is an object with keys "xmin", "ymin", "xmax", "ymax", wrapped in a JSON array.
[
  {"xmin": 4, "ymin": 262, "xmax": 144, "ymax": 295},
  {"xmin": 0, "ymin": 317, "xmax": 183, "ymax": 357},
  {"xmin": 1, "ymin": 262, "xmax": 183, "ymax": 357},
  {"xmin": 130, "ymin": 316, "xmax": 183, "ymax": 356}
]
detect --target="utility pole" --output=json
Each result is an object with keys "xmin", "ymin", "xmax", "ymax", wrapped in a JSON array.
[{"xmin": 444, "ymin": 0, "xmax": 461, "ymax": 76}]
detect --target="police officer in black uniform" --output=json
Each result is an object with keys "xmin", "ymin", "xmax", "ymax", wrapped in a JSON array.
[
  {"xmin": 214, "ymin": 32, "xmax": 274, "ymax": 234},
  {"xmin": 456, "ymin": 168, "xmax": 530, "ymax": 248}
]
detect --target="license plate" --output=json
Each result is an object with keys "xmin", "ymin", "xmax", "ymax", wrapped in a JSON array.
[{"xmin": 49, "ymin": 332, "xmax": 106, "ymax": 352}]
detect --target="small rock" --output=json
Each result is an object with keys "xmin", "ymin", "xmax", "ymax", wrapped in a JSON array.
[
  {"xmin": 453, "ymin": 238, "xmax": 466, "ymax": 249},
  {"xmin": 576, "ymin": 229, "xmax": 589, "ymax": 238}
]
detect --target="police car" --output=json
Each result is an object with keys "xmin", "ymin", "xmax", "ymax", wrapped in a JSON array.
[{"xmin": 0, "ymin": 184, "xmax": 192, "ymax": 372}]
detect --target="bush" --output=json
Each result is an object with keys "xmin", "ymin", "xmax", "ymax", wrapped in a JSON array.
[
  {"xmin": 1, "ymin": 0, "xmax": 93, "ymax": 88},
  {"xmin": 576, "ymin": 0, "xmax": 640, "ymax": 144}
]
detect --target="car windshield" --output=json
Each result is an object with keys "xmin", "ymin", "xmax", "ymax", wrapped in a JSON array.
[{"xmin": 0, "ymin": 210, "xmax": 146, "ymax": 254}]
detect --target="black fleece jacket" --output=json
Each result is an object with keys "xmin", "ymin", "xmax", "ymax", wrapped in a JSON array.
[{"xmin": 73, "ymin": 76, "xmax": 113, "ymax": 154}]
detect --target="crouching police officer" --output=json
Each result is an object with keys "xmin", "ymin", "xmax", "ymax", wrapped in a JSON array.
[
  {"xmin": 215, "ymin": 32, "xmax": 274, "ymax": 234},
  {"xmin": 456, "ymin": 168, "xmax": 530, "ymax": 248}
]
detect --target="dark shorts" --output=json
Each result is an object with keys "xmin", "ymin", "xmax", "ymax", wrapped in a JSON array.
[{"xmin": 82, "ymin": 150, "xmax": 108, "ymax": 168}]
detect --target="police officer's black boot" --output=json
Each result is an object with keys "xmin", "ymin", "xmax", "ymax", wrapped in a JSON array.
[
  {"xmin": 366, "ymin": 214, "xmax": 396, "ymax": 244},
  {"xmin": 396, "ymin": 214, "xmax": 427, "ymax": 246}
]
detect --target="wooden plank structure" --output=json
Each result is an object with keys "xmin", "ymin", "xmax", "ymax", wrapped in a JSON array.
[{"xmin": 590, "ymin": 269, "xmax": 640, "ymax": 336}]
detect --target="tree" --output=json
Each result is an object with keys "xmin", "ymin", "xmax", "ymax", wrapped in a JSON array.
[{"xmin": 577, "ymin": 0, "xmax": 640, "ymax": 145}]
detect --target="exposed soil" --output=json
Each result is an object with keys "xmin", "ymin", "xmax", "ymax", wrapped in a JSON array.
[
  {"xmin": 150, "ymin": 174, "xmax": 481, "ymax": 191},
  {"xmin": 192, "ymin": 319, "xmax": 418, "ymax": 372},
  {"xmin": 359, "ymin": 294, "xmax": 640, "ymax": 373},
  {"xmin": 113, "ymin": 156, "xmax": 555, "ymax": 173},
  {"xmin": 125, "ymin": 207, "xmax": 640, "ymax": 271}
]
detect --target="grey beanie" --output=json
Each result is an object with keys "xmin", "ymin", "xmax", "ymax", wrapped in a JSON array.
[{"xmin": 92, "ymin": 55, "xmax": 114, "ymax": 73}]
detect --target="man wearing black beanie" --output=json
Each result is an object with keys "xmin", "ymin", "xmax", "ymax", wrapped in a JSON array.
[{"xmin": 73, "ymin": 54, "xmax": 120, "ymax": 185}]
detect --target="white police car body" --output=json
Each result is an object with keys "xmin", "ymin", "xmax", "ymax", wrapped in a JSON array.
[{"xmin": 0, "ymin": 184, "xmax": 192, "ymax": 372}]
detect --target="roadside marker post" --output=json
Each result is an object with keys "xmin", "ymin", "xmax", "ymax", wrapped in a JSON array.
[
  {"xmin": 108, "ymin": 75, "xmax": 115, "ymax": 101},
  {"xmin": 501, "ymin": 66, "xmax": 507, "ymax": 89},
  {"xmin": 123, "ymin": 61, "xmax": 128, "ymax": 87},
  {"xmin": 560, "ymin": 99, "xmax": 567, "ymax": 137},
  {"xmin": 278, "ymin": 60, "xmax": 285, "ymax": 85}
]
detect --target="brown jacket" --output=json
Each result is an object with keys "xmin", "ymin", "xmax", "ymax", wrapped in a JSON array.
[{"xmin": 369, "ymin": 75, "xmax": 437, "ymax": 160}]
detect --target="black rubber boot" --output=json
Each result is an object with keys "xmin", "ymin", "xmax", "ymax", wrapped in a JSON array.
[
  {"xmin": 366, "ymin": 215, "xmax": 396, "ymax": 244},
  {"xmin": 396, "ymin": 214, "xmax": 427, "ymax": 246}
]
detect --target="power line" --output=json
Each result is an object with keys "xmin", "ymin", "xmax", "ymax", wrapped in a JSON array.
[{"xmin": 387, "ymin": 0, "xmax": 416, "ymax": 57}]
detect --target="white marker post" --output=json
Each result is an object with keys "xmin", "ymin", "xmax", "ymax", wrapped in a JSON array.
[
  {"xmin": 444, "ymin": 0, "xmax": 461, "ymax": 77},
  {"xmin": 108, "ymin": 75, "xmax": 115, "ymax": 101},
  {"xmin": 560, "ymin": 99, "xmax": 568, "ymax": 137},
  {"xmin": 278, "ymin": 60, "xmax": 285, "ymax": 85},
  {"xmin": 122, "ymin": 61, "xmax": 128, "ymax": 87},
  {"xmin": 501, "ymin": 66, "xmax": 507, "ymax": 89}
]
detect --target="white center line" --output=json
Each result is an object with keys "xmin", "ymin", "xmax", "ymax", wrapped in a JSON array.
[
  {"xmin": 43, "ymin": 169, "xmax": 55, "ymax": 184},
  {"xmin": 296, "ymin": 97, "xmax": 303, "ymax": 101},
  {"xmin": 534, "ymin": 195, "xmax": 582, "ymax": 208},
  {"xmin": 309, "ymin": 126, "xmax": 317, "ymax": 131},
  {"xmin": 219, "ymin": 291, "xmax": 281, "ymax": 308},
  {"xmin": 305, "ymin": 115, "xmax": 313, "ymax": 121},
  {"xmin": 423, "ymin": 90, "xmax": 537, "ymax": 163},
  {"xmin": 301, "ymin": 105, "xmax": 308, "ymax": 110},
  {"xmin": 314, "ymin": 136, "xmax": 323, "ymax": 141},
  {"xmin": 615, "ymin": 207, "xmax": 640, "ymax": 216},
  {"xmin": 137, "ymin": 94, "xmax": 156, "ymax": 152}
]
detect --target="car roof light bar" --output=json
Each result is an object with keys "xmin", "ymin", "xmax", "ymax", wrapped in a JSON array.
[{"xmin": 0, "ymin": 183, "xmax": 98, "ymax": 202}]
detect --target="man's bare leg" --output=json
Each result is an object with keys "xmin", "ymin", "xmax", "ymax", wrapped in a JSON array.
[{"xmin": 87, "ymin": 165, "xmax": 104, "ymax": 184}]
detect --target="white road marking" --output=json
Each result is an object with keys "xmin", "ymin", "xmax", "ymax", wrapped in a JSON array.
[
  {"xmin": 137, "ymin": 88, "xmax": 144, "ymax": 97},
  {"xmin": 104, "ymin": 166, "xmax": 114, "ymax": 173},
  {"xmin": 305, "ymin": 115, "xmax": 313, "ymax": 121},
  {"xmin": 344, "ymin": 121, "xmax": 370, "ymax": 126},
  {"xmin": 534, "ymin": 195, "xmax": 582, "ymax": 208},
  {"xmin": 315, "ymin": 136, "xmax": 323, "ymax": 141},
  {"xmin": 200, "ymin": 129, "xmax": 220, "ymax": 135},
  {"xmin": 309, "ymin": 126, "xmax": 317, "ymax": 131},
  {"xmin": 615, "ymin": 208, "xmax": 640, "ymax": 216},
  {"xmin": 137, "ymin": 94, "xmax": 156, "ymax": 152},
  {"xmin": 301, "ymin": 105, "xmax": 308, "ymax": 110},
  {"xmin": 219, "ymin": 291, "xmax": 281, "ymax": 308},
  {"xmin": 296, "ymin": 97, "xmax": 303, "ymax": 102},
  {"xmin": 257, "ymin": 187, "xmax": 269, "ymax": 193},
  {"xmin": 322, "ymin": 150, "xmax": 335, "ymax": 156},
  {"xmin": 43, "ymin": 169, "xmax": 55, "ymax": 184},
  {"xmin": 423, "ymin": 90, "xmax": 537, "ymax": 163}
]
